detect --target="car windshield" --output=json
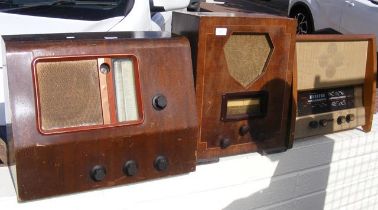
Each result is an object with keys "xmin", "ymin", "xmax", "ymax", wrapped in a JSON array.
[{"xmin": 0, "ymin": 0, "xmax": 131, "ymax": 20}]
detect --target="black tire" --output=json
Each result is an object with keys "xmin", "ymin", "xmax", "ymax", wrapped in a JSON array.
[{"xmin": 289, "ymin": 6, "xmax": 314, "ymax": 34}]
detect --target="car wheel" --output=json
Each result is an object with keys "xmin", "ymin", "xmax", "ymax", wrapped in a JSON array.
[{"xmin": 290, "ymin": 7, "xmax": 314, "ymax": 34}]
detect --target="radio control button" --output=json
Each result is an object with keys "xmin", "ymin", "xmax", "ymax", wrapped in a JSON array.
[
  {"xmin": 337, "ymin": 116, "xmax": 346, "ymax": 125},
  {"xmin": 90, "ymin": 165, "xmax": 106, "ymax": 182},
  {"xmin": 99, "ymin": 63, "xmax": 111, "ymax": 74},
  {"xmin": 154, "ymin": 156, "xmax": 169, "ymax": 172},
  {"xmin": 319, "ymin": 119, "xmax": 328, "ymax": 127},
  {"xmin": 239, "ymin": 125, "xmax": 250, "ymax": 136},
  {"xmin": 220, "ymin": 138, "xmax": 231, "ymax": 149},
  {"xmin": 152, "ymin": 94, "xmax": 167, "ymax": 110},
  {"xmin": 309, "ymin": 121, "xmax": 319, "ymax": 129},
  {"xmin": 346, "ymin": 114, "xmax": 355, "ymax": 123},
  {"xmin": 123, "ymin": 160, "xmax": 138, "ymax": 177}
]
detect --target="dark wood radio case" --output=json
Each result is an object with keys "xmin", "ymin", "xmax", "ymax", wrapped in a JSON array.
[
  {"xmin": 3, "ymin": 32, "xmax": 198, "ymax": 201},
  {"xmin": 172, "ymin": 12, "xmax": 297, "ymax": 161}
]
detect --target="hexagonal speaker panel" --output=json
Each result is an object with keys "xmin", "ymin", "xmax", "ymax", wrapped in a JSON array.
[{"xmin": 224, "ymin": 33, "xmax": 273, "ymax": 88}]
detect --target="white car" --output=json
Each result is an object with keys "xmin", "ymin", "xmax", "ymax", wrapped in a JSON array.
[
  {"xmin": 0, "ymin": 0, "xmax": 190, "ymax": 132},
  {"xmin": 288, "ymin": 0, "xmax": 378, "ymax": 42}
]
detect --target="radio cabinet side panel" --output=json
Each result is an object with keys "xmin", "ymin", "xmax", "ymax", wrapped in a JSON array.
[
  {"xmin": 4, "ymin": 36, "xmax": 198, "ymax": 201},
  {"xmin": 362, "ymin": 37, "xmax": 377, "ymax": 132}
]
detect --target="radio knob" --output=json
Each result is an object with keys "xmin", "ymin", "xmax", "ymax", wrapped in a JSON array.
[
  {"xmin": 90, "ymin": 165, "xmax": 106, "ymax": 182},
  {"xmin": 239, "ymin": 125, "xmax": 250, "ymax": 136},
  {"xmin": 220, "ymin": 138, "xmax": 231, "ymax": 149},
  {"xmin": 337, "ymin": 116, "xmax": 346, "ymax": 125},
  {"xmin": 152, "ymin": 94, "xmax": 167, "ymax": 110},
  {"xmin": 319, "ymin": 119, "xmax": 328, "ymax": 127},
  {"xmin": 346, "ymin": 114, "xmax": 355, "ymax": 123},
  {"xmin": 154, "ymin": 156, "xmax": 169, "ymax": 172},
  {"xmin": 309, "ymin": 121, "xmax": 319, "ymax": 129},
  {"xmin": 123, "ymin": 160, "xmax": 138, "ymax": 177}
]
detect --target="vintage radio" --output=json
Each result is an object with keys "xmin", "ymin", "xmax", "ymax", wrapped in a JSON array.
[
  {"xmin": 3, "ymin": 32, "xmax": 198, "ymax": 201},
  {"xmin": 295, "ymin": 35, "xmax": 376, "ymax": 139},
  {"xmin": 172, "ymin": 12, "xmax": 297, "ymax": 161}
]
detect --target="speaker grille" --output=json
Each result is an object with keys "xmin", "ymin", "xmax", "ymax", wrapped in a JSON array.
[
  {"xmin": 36, "ymin": 60, "xmax": 103, "ymax": 131},
  {"xmin": 296, "ymin": 41, "xmax": 368, "ymax": 90},
  {"xmin": 224, "ymin": 34, "xmax": 273, "ymax": 88}
]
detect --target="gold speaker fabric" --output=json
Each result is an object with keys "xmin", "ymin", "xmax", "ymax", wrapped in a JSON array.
[
  {"xmin": 36, "ymin": 60, "xmax": 103, "ymax": 131},
  {"xmin": 224, "ymin": 34, "xmax": 272, "ymax": 88},
  {"xmin": 296, "ymin": 41, "xmax": 368, "ymax": 90}
]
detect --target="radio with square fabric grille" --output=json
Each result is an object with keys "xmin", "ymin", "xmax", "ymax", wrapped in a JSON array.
[
  {"xmin": 172, "ymin": 12, "xmax": 297, "ymax": 161},
  {"xmin": 3, "ymin": 32, "xmax": 198, "ymax": 201},
  {"xmin": 295, "ymin": 35, "xmax": 376, "ymax": 139}
]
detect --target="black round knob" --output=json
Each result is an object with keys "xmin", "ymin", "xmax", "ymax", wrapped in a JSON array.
[
  {"xmin": 309, "ymin": 121, "xmax": 319, "ymax": 129},
  {"xmin": 220, "ymin": 138, "xmax": 231, "ymax": 149},
  {"xmin": 152, "ymin": 94, "xmax": 167, "ymax": 110},
  {"xmin": 319, "ymin": 119, "xmax": 328, "ymax": 127},
  {"xmin": 90, "ymin": 165, "xmax": 106, "ymax": 182},
  {"xmin": 346, "ymin": 114, "xmax": 355, "ymax": 123},
  {"xmin": 239, "ymin": 125, "xmax": 250, "ymax": 136},
  {"xmin": 123, "ymin": 160, "xmax": 138, "ymax": 177},
  {"xmin": 154, "ymin": 156, "xmax": 168, "ymax": 172},
  {"xmin": 337, "ymin": 116, "xmax": 346, "ymax": 125},
  {"xmin": 99, "ymin": 63, "xmax": 110, "ymax": 74}
]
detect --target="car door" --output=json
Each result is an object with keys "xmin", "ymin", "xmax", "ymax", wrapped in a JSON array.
[
  {"xmin": 315, "ymin": 0, "xmax": 345, "ymax": 31},
  {"xmin": 340, "ymin": 0, "xmax": 378, "ymax": 37}
]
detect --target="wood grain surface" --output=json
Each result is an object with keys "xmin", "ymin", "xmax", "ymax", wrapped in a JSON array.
[
  {"xmin": 173, "ymin": 12, "xmax": 297, "ymax": 161},
  {"xmin": 3, "ymin": 32, "xmax": 198, "ymax": 201}
]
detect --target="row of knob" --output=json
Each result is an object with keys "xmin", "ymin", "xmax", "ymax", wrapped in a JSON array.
[
  {"xmin": 220, "ymin": 125, "xmax": 250, "ymax": 149},
  {"xmin": 90, "ymin": 156, "xmax": 169, "ymax": 182},
  {"xmin": 309, "ymin": 114, "xmax": 355, "ymax": 129}
]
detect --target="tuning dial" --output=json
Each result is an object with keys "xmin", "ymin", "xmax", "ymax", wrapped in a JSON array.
[
  {"xmin": 309, "ymin": 121, "xmax": 319, "ymax": 129},
  {"xmin": 220, "ymin": 138, "xmax": 231, "ymax": 149},
  {"xmin": 123, "ymin": 160, "xmax": 138, "ymax": 177},
  {"xmin": 152, "ymin": 94, "xmax": 167, "ymax": 111},
  {"xmin": 154, "ymin": 156, "xmax": 169, "ymax": 172},
  {"xmin": 319, "ymin": 119, "xmax": 328, "ymax": 127},
  {"xmin": 346, "ymin": 114, "xmax": 355, "ymax": 123},
  {"xmin": 337, "ymin": 116, "xmax": 346, "ymax": 125},
  {"xmin": 239, "ymin": 125, "xmax": 250, "ymax": 136},
  {"xmin": 90, "ymin": 165, "xmax": 106, "ymax": 182}
]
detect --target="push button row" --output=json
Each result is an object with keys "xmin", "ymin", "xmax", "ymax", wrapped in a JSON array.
[{"xmin": 90, "ymin": 156, "xmax": 169, "ymax": 182}]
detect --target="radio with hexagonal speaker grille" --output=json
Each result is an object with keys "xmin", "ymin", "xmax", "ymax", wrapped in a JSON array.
[
  {"xmin": 2, "ymin": 32, "xmax": 198, "ymax": 201},
  {"xmin": 172, "ymin": 12, "xmax": 297, "ymax": 161},
  {"xmin": 295, "ymin": 35, "xmax": 376, "ymax": 139}
]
